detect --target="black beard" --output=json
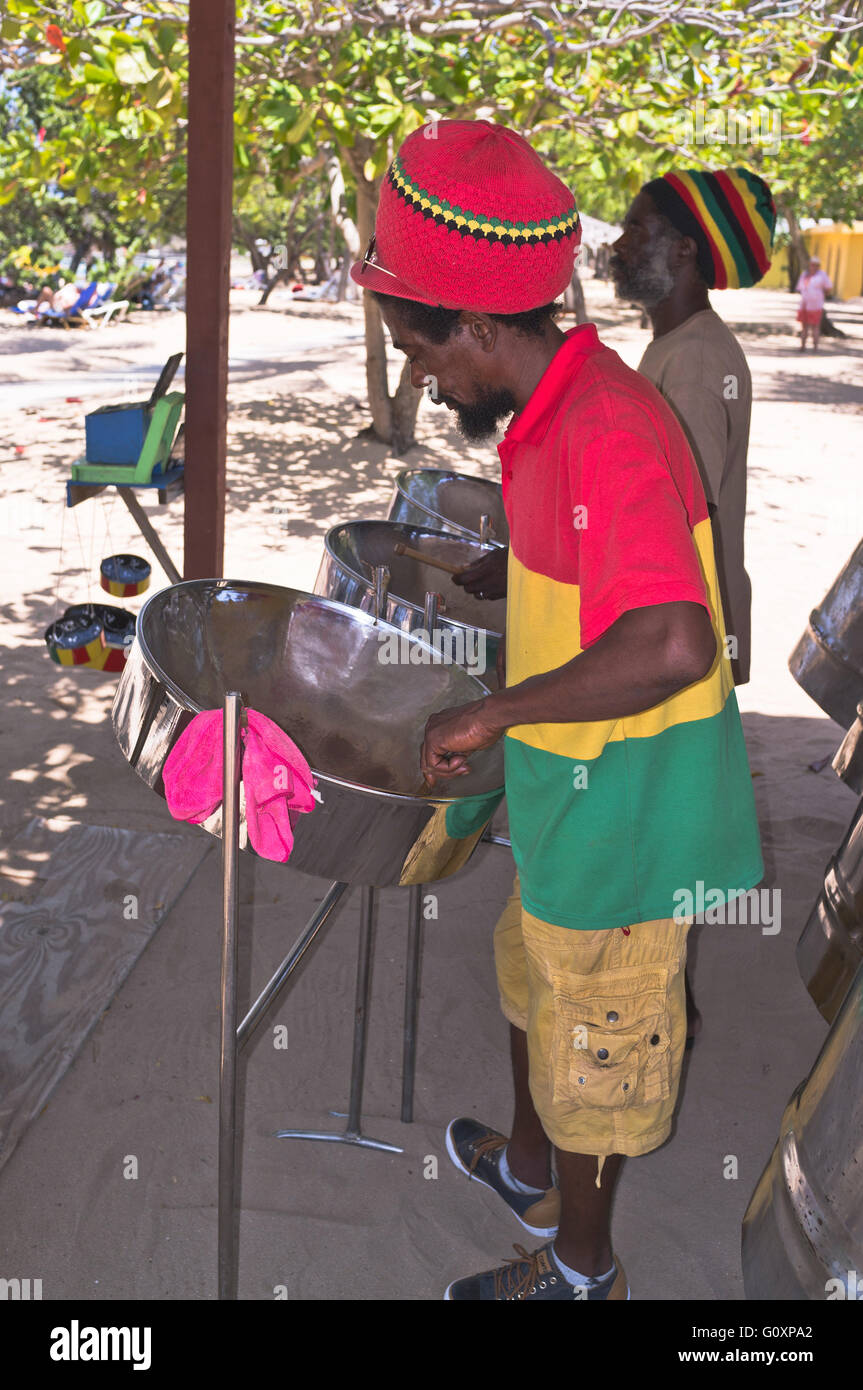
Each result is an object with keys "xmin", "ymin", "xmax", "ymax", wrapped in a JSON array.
[{"xmin": 453, "ymin": 385, "xmax": 517, "ymax": 442}]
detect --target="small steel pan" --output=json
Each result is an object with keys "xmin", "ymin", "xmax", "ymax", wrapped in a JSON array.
[
  {"xmin": 833, "ymin": 701, "xmax": 863, "ymax": 796},
  {"xmin": 112, "ymin": 581, "xmax": 504, "ymax": 887},
  {"xmin": 796, "ymin": 793, "xmax": 863, "ymax": 1023},
  {"xmin": 314, "ymin": 520, "xmax": 505, "ymax": 689},
  {"xmin": 388, "ymin": 467, "xmax": 509, "ymax": 546},
  {"xmin": 742, "ymin": 955, "xmax": 863, "ymax": 1299},
  {"xmin": 788, "ymin": 537, "xmax": 863, "ymax": 729}
]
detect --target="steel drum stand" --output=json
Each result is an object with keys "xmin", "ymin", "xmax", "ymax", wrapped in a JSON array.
[
  {"xmin": 217, "ymin": 692, "xmax": 427, "ymax": 1298},
  {"xmin": 273, "ymin": 883, "xmax": 420, "ymax": 1152}
]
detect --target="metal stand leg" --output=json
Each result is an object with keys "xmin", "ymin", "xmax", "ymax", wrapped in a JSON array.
[
  {"xmin": 481, "ymin": 827, "xmax": 511, "ymax": 848},
  {"xmin": 401, "ymin": 884, "xmax": 423, "ymax": 1123},
  {"xmin": 276, "ymin": 885, "xmax": 403, "ymax": 1153},
  {"xmin": 217, "ymin": 692, "xmax": 242, "ymax": 1301},
  {"xmin": 237, "ymin": 880, "xmax": 350, "ymax": 1049}
]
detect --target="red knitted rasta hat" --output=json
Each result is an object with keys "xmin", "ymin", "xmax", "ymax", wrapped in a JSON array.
[{"xmin": 350, "ymin": 120, "xmax": 580, "ymax": 313}]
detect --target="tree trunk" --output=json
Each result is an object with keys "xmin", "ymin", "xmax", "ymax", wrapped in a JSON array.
[
  {"xmin": 341, "ymin": 145, "xmax": 421, "ymax": 451},
  {"xmin": 782, "ymin": 203, "xmax": 808, "ymax": 292},
  {"xmin": 563, "ymin": 266, "xmax": 587, "ymax": 324},
  {"xmin": 353, "ymin": 159, "xmax": 394, "ymax": 444},
  {"xmin": 391, "ymin": 360, "xmax": 422, "ymax": 456},
  {"xmin": 819, "ymin": 307, "xmax": 846, "ymax": 339},
  {"xmin": 259, "ymin": 266, "xmax": 289, "ymax": 305}
]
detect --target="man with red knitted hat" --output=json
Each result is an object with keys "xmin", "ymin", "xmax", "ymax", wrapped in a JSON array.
[{"xmin": 352, "ymin": 120, "xmax": 763, "ymax": 1302}]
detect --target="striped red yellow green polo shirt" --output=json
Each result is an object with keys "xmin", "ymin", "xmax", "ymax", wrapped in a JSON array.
[{"xmin": 499, "ymin": 324, "xmax": 763, "ymax": 930}]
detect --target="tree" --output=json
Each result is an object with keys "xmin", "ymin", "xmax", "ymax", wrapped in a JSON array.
[{"xmin": 2, "ymin": 1, "xmax": 861, "ymax": 445}]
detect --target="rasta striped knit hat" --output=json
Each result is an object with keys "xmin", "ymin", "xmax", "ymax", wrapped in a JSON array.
[
  {"xmin": 350, "ymin": 120, "xmax": 580, "ymax": 313},
  {"xmin": 642, "ymin": 168, "xmax": 776, "ymax": 290}
]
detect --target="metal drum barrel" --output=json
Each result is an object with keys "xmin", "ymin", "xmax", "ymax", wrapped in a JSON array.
[
  {"xmin": 112, "ymin": 580, "xmax": 504, "ymax": 887},
  {"xmin": 833, "ymin": 701, "xmax": 863, "ymax": 796},
  {"xmin": 788, "ymin": 537, "xmax": 863, "ymax": 729},
  {"xmin": 796, "ymin": 794, "xmax": 863, "ymax": 1023},
  {"xmin": 387, "ymin": 467, "xmax": 509, "ymax": 546},
  {"xmin": 741, "ymin": 957, "xmax": 863, "ymax": 1300},
  {"xmin": 314, "ymin": 520, "xmax": 505, "ymax": 690}
]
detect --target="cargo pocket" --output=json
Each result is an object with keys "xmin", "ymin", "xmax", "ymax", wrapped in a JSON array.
[{"xmin": 549, "ymin": 962, "xmax": 675, "ymax": 1110}]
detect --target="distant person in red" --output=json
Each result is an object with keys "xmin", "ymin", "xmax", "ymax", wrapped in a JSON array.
[{"xmin": 796, "ymin": 256, "xmax": 832, "ymax": 351}]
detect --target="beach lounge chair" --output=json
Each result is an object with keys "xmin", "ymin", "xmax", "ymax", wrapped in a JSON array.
[
  {"xmin": 37, "ymin": 282, "xmax": 100, "ymax": 329},
  {"xmin": 80, "ymin": 286, "xmax": 131, "ymax": 328}
]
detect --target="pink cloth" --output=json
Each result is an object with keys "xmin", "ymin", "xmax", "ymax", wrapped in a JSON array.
[{"xmin": 162, "ymin": 707, "xmax": 317, "ymax": 863}]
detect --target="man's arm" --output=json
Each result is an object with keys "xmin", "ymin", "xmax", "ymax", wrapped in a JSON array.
[{"xmin": 420, "ymin": 599, "xmax": 716, "ymax": 784}]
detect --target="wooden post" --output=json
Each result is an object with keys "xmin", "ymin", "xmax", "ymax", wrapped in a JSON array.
[{"xmin": 185, "ymin": 0, "xmax": 235, "ymax": 579}]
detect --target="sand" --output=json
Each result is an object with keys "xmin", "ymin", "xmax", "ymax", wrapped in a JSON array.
[{"xmin": 0, "ymin": 277, "xmax": 861, "ymax": 1300}]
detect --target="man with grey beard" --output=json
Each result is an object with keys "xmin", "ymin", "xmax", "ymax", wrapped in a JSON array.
[
  {"xmin": 610, "ymin": 169, "xmax": 775, "ymax": 1043},
  {"xmin": 609, "ymin": 169, "xmax": 776, "ymax": 690}
]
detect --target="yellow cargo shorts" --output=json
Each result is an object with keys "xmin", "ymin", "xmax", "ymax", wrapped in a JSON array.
[{"xmin": 494, "ymin": 874, "xmax": 691, "ymax": 1162}]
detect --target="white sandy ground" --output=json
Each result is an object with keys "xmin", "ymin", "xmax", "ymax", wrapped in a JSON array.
[{"xmin": 0, "ymin": 279, "xmax": 861, "ymax": 1300}]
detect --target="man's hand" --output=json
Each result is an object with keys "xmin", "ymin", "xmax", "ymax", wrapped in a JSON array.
[
  {"xmin": 420, "ymin": 698, "xmax": 504, "ymax": 787},
  {"xmin": 452, "ymin": 544, "xmax": 508, "ymax": 600}
]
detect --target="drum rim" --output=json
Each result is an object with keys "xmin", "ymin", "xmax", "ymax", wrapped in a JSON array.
[
  {"xmin": 133, "ymin": 578, "xmax": 505, "ymax": 807},
  {"xmin": 323, "ymin": 519, "xmax": 505, "ymax": 638}
]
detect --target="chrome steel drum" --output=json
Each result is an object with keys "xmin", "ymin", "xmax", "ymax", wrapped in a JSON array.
[
  {"xmin": 796, "ymin": 794, "xmax": 863, "ymax": 1023},
  {"xmin": 314, "ymin": 521, "xmax": 505, "ymax": 689},
  {"xmin": 112, "ymin": 581, "xmax": 505, "ymax": 887},
  {"xmin": 789, "ymin": 537, "xmax": 863, "ymax": 729},
  {"xmin": 388, "ymin": 468, "xmax": 509, "ymax": 546},
  {"xmin": 833, "ymin": 701, "xmax": 863, "ymax": 796},
  {"xmin": 741, "ymin": 957, "xmax": 863, "ymax": 1300}
]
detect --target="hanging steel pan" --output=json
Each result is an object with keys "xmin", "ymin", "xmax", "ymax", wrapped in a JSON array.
[
  {"xmin": 788, "ymin": 537, "xmax": 863, "ymax": 730},
  {"xmin": 314, "ymin": 520, "xmax": 505, "ymax": 690},
  {"xmin": 388, "ymin": 467, "xmax": 509, "ymax": 546},
  {"xmin": 833, "ymin": 700, "xmax": 863, "ymax": 796},
  {"xmin": 112, "ymin": 580, "xmax": 504, "ymax": 888},
  {"xmin": 796, "ymin": 793, "xmax": 863, "ymax": 1024},
  {"xmin": 741, "ymin": 956, "xmax": 863, "ymax": 1300}
]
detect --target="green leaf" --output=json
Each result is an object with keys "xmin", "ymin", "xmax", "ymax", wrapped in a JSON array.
[
  {"xmin": 373, "ymin": 75, "xmax": 397, "ymax": 103},
  {"xmin": 284, "ymin": 105, "xmax": 319, "ymax": 144},
  {"xmin": 114, "ymin": 50, "xmax": 158, "ymax": 85},
  {"xmin": 83, "ymin": 62, "xmax": 114, "ymax": 84},
  {"xmin": 618, "ymin": 111, "xmax": 639, "ymax": 137},
  {"xmin": 155, "ymin": 23, "xmax": 176, "ymax": 60}
]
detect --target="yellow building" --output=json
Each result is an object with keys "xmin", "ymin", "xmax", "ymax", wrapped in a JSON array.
[{"xmin": 761, "ymin": 222, "xmax": 863, "ymax": 300}]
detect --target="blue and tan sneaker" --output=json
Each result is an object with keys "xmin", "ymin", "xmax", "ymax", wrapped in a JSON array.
[
  {"xmin": 445, "ymin": 1117, "xmax": 560, "ymax": 1237},
  {"xmin": 444, "ymin": 1242, "xmax": 629, "ymax": 1301}
]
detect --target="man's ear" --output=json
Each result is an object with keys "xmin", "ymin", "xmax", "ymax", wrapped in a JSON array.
[
  {"xmin": 674, "ymin": 234, "xmax": 700, "ymax": 271},
  {"xmin": 460, "ymin": 311, "xmax": 498, "ymax": 353}
]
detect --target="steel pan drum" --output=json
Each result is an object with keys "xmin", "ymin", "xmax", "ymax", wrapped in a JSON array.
[
  {"xmin": 388, "ymin": 468, "xmax": 509, "ymax": 546},
  {"xmin": 796, "ymin": 794, "xmax": 863, "ymax": 1023},
  {"xmin": 112, "ymin": 581, "xmax": 505, "ymax": 887},
  {"xmin": 833, "ymin": 700, "xmax": 863, "ymax": 796},
  {"xmin": 788, "ymin": 537, "xmax": 863, "ymax": 729},
  {"xmin": 314, "ymin": 521, "xmax": 505, "ymax": 689},
  {"xmin": 741, "ymin": 957, "xmax": 863, "ymax": 1300}
]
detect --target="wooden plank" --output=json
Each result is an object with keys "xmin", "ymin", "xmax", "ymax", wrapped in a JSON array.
[
  {"xmin": 0, "ymin": 817, "xmax": 213, "ymax": 1172},
  {"xmin": 117, "ymin": 488, "xmax": 183, "ymax": 584},
  {"xmin": 185, "ymin": 0, "xmax": 235, "ymax": 579},
  {"xmin": 66, "ymin": 480, "xmax": 107, "ymax": 508}
]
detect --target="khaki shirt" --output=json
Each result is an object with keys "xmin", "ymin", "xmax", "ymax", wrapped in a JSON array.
[{"xmin": 639, "ymin": 308, "xmax": 752, "ymax": 685}]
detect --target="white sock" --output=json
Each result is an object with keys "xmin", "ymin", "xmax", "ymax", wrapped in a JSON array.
[
  {"xmin": 551, "ymin": 1245, "xmax": 615, "ymax": 1287},
  {"xmin": 498, "ymin": 1146, "xmax": 545, "ymax": 1196}
]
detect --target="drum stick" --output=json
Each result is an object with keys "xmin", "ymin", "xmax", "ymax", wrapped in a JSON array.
[{"xmin": 393, "ymin": 542, "xmax": 463, "ymax": 575}]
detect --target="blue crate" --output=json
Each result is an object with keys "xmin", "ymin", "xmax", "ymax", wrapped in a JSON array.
[{"xmin": 85, "ymin": 402, "xmax": 152, "ymax": 465}]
